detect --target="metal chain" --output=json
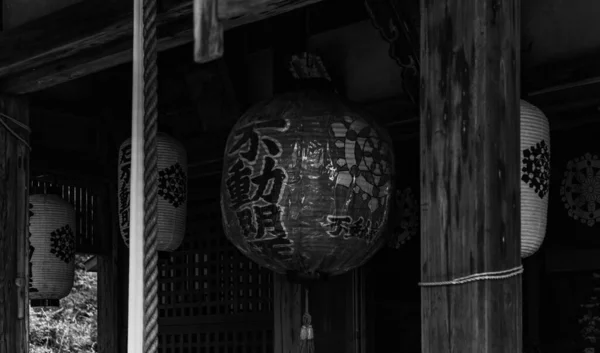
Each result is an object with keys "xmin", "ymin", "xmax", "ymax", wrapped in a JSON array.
[{"xmin": 142, "ymin": 0, "xmax": 159, "ymax": 348}]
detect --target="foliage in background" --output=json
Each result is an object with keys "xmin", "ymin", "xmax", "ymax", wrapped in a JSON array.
[{"xmin": 29, "ymin": 254, "xmax": 98, "ymax": 353}]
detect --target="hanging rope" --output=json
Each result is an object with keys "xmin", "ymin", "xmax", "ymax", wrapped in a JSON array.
[
  {"xmin": 142, "ymin": 0, "xmax": 160, "ymax": 349},
  {"xmin": 298, "ymin": 288, "xmax": 315, "ymax": 353}
]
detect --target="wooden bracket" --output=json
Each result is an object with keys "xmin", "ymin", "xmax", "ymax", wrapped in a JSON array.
[
  {"xmin": 364, "ymin": 0, "xmax": 420, "ymax": 104},
  {"xmin": 194, "ymin": 0, "xmax": 224, "ymax": 63}
]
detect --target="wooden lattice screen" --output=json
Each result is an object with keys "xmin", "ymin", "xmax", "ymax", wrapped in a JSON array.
[
  {"xmin": 29, "ymin": 178, "xmax": 103, "ymax": 254},
  {"xmin": 158, "ymin": 175, "xmax": 274, "ymax": 352}
]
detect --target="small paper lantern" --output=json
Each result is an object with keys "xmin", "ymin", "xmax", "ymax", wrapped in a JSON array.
[
  {"xmin": 520, "ymin": 100, "xmax": 551, "ymax": 258},
  {"xmin": 29, "ymin": 194, "xmax": 76, "ymax": 307},
  {"xmin": 220, "ymin": 80, "xmax": 395, "ymax": 279},
  {"xmin": 560, "ymin": 153, "xmax": 600, "ymax": 227},
  {"xmin": 118, "ymin": 132, "xmax": 188, "ymax": 251}
]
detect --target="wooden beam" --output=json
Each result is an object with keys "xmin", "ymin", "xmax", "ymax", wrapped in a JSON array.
[
  {"xmin": 0, "ymin": 0, "xmax": 323, "ymax": 94},
  {"xmin": 524, "ymin": 51, "xmax": 600, "ymax": 97},
  {"xmin": 273, "ymin": 275, "xmax": 302, "ymax": 353},
  {"xmin": 0, "ymin": 94, "xmax": 29, "ymax": 353},
  {"xmin": 84, "ymin": 255, "xmax": 98, "ymax": 272},
  {"xmin": 420, "ymin": 1, "xmax": 521, "ymax": 353}
]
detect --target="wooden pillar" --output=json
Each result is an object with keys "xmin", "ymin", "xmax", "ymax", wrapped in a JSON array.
[
  {"xmin": 273, "ymin": 275, "xmax": 302, "ymax": 353},
  {"xmin": 420, "ymin": 1, "xmax": 521, "ymax": 353},
  {"xmin": 97, "ymin": 183, "xmax": 122, "ymax": 353},
  {"xmin": 0, "ymin": 95, "xmax": 29, "ymax": 353}
]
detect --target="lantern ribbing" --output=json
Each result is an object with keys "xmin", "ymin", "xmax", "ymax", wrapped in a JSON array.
[
  {"xmin": 220, "ymin": 53, "xmax": 395, "ymax": 278},
  {"xmin": 142, "ymin": 0, "xmax": 159, "ymax": 349}
]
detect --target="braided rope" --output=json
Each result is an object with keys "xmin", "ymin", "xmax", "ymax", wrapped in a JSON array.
[
  {"xmin": 418, "ymin": 265, "xmax": 523, "ymax": 287},
  {"xmin": 142, "ymin": 0, "xmax": 159, "ymax": 349}
]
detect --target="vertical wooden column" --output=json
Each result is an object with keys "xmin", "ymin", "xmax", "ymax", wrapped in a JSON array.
[
  {"xmin": 420, "ymin": 1, "xmax": 521, "ymax": 353},
  {"xmin": 0, "ymin": 95, "xmax": 29, "ymax": 353},
  {"xmin": 97, "ymin": 183, "xmax": 122, "ymax": 353},
  {"xmin": 273, "ymin": 275, "xmax": 302, "ymax": 353}
]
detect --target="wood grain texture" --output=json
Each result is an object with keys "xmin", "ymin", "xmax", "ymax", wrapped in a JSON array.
[
  {"xmin": 194, "ymin": 0, "xmax": 223, "ymax": 63},
  {"xmin": 0, "ymin": 95, "xmax": 29, "ymax": 353},
  {"xmin": 0, "ymin": 0, "xmax": 323, "ymax": 94},
  {"xmin": 273, "ymin": 274, "xmax": 301, "ymax": 353},
  {"xmin": 419, "ymin": 0, "xmax": 522, "ymax": 352},
  {"xmin": 96, "ymin": 184, "xmax": 121, "ymax": 353}
]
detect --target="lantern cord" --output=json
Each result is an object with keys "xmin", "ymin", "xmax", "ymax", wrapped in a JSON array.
[
  {"xmin": 0, "ymin": 112, "xmax": 31, "ymax": 150},
  {"xmin": 298, "ymin": 288, "xmax": 315, "ymax": 353},
  {"xmin": 142, "ymin": 0, "xmax": 160, "ymax": 349},
  {"xmin": 418, "ymin": 265, "xmax": 523, "ymax": 287}
]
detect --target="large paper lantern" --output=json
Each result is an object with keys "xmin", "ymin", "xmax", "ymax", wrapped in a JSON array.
[
  {"xmin": 29, "ymin": 194, "xmax": 76, "ymax": 307},
  {"xmin": 220, "ymin": 80, "xmax": 395, "ymax": 279},
  {"xmin": 520, "ymin": 100, "xmax": 551, "ymax": 258},
  {"xmin": 118, "ymin": 132, "xmax": 188, "ymax": 251}
]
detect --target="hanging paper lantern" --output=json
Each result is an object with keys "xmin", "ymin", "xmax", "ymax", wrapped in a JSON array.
[
  {"xmin": 220, "ymin": 58, "xmax": 395, "ymax": 279},
  {"xmin": 118, "ymin": 132, "xmax": 188, "ymax": 251},
  {"xmin": 560, "ymin": 153, "xmax": 600, "ymax": 227},
  {"xmin": 29, "ymin": 194, "xmax": 76, "ymax": 307},
  {"xmin": 520, "ymin": 100, "xmax": 551, "ymax": 258}
]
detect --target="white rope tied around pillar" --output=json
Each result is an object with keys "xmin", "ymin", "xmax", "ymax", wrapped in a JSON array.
[
  {"xmin": 418, "ymin": 265, "xmax": 523, "ymax": 287},
  {"xmin": 0, "ymin": 112, "xmax": 31, "ymax": 150}
]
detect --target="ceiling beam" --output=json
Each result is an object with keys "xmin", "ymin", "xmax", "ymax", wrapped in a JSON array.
[
  {"xmin": 0, "ymin": 0, "xmax": 324, "ymax": 94},
  {"xmin": 524, "ymin": 51, "xmax": 600, "ymax": 97}
]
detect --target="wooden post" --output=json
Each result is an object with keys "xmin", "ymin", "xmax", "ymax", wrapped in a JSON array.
[
  {"xmin": 420, "ymin": 1, "xmax": 521, "ymax": 353},
  {"xmin": 273, "ymin": 275, "xmax": 302, "ymax": 353},
  {"xmin": 96, "ymin": 183, "xmax": 122, "ymax": 353},
  {"xmin": 0, "ymin": 95, "xmax": 29, "ymax": 353}
]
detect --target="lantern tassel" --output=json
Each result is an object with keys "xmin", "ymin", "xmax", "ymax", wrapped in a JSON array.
[{"xmin": 298, "ymin": 288, "xmax": 315, "ymax": 353}]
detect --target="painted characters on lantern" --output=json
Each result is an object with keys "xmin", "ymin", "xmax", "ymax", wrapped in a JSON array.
[
  {"xmin": 221, "ymin": 101, "xmax": 395, "ymax": 277},
  {"xmin": 223, "ymin": 118, "xmax": 294, "ymax": 258},
  {"xmin": 322, "ymin": 215, "xmax": 380, "ymax": 241},
  {"xmin": 117, "ymin": 134, "xmax": 188, "ymax": 251}
]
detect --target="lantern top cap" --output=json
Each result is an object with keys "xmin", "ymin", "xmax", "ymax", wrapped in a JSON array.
[{"xmin": 288, "ymin": 52, "xmax": 331, "ymax": 82}]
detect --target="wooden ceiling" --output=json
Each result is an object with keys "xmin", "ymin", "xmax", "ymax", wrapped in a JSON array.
[
  {"xmin": 1, "ymin": 0, "xmax": 598, "ymax": 106},
  {"xmin": 3, "ymin": 0, "xmax": 600, "ymax": 178}
]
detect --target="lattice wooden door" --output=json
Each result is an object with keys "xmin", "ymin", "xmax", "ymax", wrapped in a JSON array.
[{"xmin": 158, "ymin": 175, "xmax": 274, "ymax": 353}]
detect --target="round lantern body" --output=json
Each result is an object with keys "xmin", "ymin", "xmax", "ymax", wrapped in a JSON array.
[
  {"xmin": 29, "ymin": 194, "xmax": 76, "ymax": 307},
  {"xmin": 118, "ymin": 132, "xmax": 188, "ymax": 251},
  {"xmin": 520, "ymin": 100, "xmax": 551, "ymax": 258},
  {"xmin": 220, "ymin": 83, "xmax": 395, "ymax": 278}
]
